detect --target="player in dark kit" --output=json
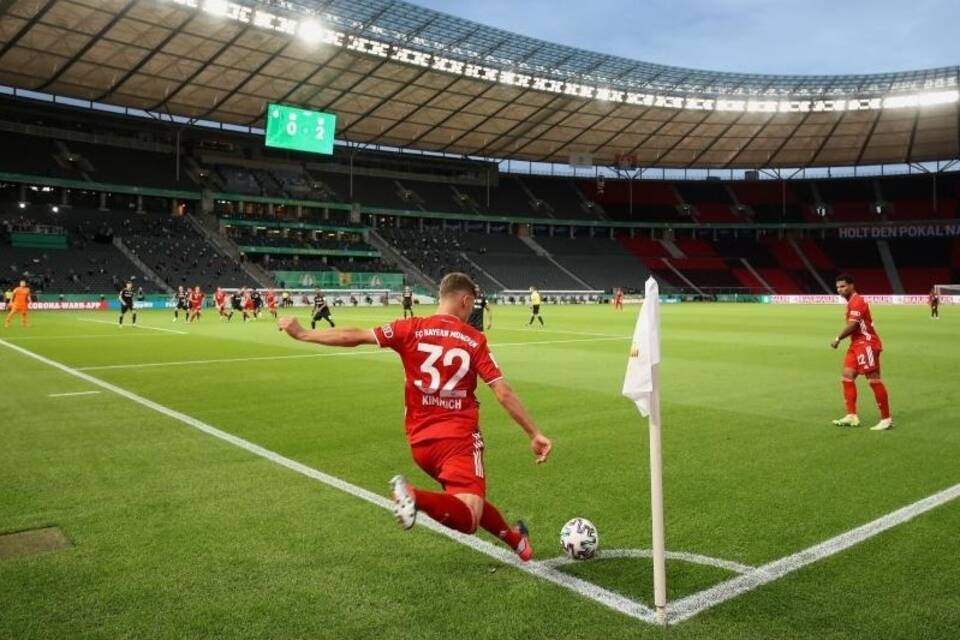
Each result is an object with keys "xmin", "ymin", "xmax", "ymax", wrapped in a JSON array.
[
  {"xmin": 228, "ymin": 289, "xmax": 243, "ymax": 322},
  {"xmin": 173, "ymin": 286, "xmax": 188, "ymax": 322},
  {"xmin": 311, "ymin": 290, "xmax": 335, "ymax": 328},
  {"xmin": 929, "ymin": 288, "xmax": 940, "ymax": 319},
  {"xmin": 278, "ymin": 272, "xmax": 551, "ymax": 561},
  {"xmin": 401, "ymin": 286, "xmax": 415, "ymax": 318},
  {"xmin": 251, "ymin": 289, "xmax": 263, "ymax": 319},
  {"xmin": 118, "ymin": 281, "xmax": 137, "ymax": 326},
  {"xmin": 468, "ymin": 285, "xmax": 492, "ymax": 332}
]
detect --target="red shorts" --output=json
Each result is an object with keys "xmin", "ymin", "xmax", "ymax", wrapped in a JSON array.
[
  {"xmin": 410, "ymin": 433, "xmax": 486, "ymax": 497},
  {"xmin": 844, "ymin": 341, "xmax": 882, "ymax": 375}
]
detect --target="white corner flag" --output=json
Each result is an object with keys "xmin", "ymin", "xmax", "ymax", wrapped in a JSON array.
[{"xmin": 622, "ymin": 276, "xmax": 667, "ymax": 625}]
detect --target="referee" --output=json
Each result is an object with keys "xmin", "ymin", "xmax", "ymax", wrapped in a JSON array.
[
  {"xmin": 527, "ymin": 286, "xmax": 543, "ymax": 327},
  {"xmin": 118, "ymin": 281, "xmax": 137, "ymax": 327}
]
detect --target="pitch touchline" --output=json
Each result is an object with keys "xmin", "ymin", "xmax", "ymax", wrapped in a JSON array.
[
  {"xmin": 75, "ymin": 336, "xmax": 629, "ymax": 371},
  {"xmin": 0, "ymin": 337, "xmax": 657, "ymax": 625}
]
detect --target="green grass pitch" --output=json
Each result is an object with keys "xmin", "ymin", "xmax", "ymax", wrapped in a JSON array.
[{"xmin": 1, "ymin": 303, "xmax": 958, "ymax": 639}]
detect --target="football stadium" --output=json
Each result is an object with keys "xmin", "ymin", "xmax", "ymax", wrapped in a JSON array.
[{"xmin": 1, "ymin": 0, "xmax": 959, "ymax": 637}]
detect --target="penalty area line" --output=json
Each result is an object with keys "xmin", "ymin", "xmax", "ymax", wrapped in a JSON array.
[{"xmin": 0, "ymin": 337, "xmax": 658, "ymax": 625}]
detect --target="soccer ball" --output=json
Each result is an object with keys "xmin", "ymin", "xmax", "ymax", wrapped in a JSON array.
[{"xmin": 560, "ymin": 517, "xmax": 599, "ymax": 560}]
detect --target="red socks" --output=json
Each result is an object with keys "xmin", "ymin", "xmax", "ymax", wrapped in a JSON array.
[
  {"xmin": 869, "ymin": 379, "xmax": 891, "ymax": 419},
  {"xmin": 842, "ymin": 377, "xmax": 891, "ymax": 419},
  {"xmin": 480, "ymin": 501, "xmax": 522, "ymax": 549},
  {"xmin": 413, "ymin": 489, "xmax": 476, "ymax": 534},
  {"xmin": 842, "ymin": 378, "xmax": 857, "ymax": 415},
  {"xmin": 411, "ymin": 490, "xmax": 522, "ymax": 549}
]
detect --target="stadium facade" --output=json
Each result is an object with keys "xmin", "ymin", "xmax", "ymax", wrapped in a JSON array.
[{"xmin": 0, "ymin": 0, "xmax": 957, "ymax": 168}]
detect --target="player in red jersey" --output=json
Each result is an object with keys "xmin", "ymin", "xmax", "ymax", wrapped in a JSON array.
[
  {"xmin": 928, "ymin": 287, "xmax": 940, "ymax": 320},
  {"xmin": 242, "ymin": 287, "xmax": 254, "ymax": 322},
  {"xmin": 614, "ymin": 288, "xmax": 624, "ymax": 310},
  {"xmin": 830, "ymin": 273, "xmax": 893, "ymax": 431},
  {"xmin": 265, "ymin": 289, "xmax": 278, "ymax": 319},
  {"xmin": 278, "ymin": 272, "xmax": 552, "ymax": 561},
  {"xmin": 187, "ymin": 286, "xmax": 204, "ymax": 323},
  {"xmin": 214, "ymin": 287, "xmax": 227, "ymax": 320}
]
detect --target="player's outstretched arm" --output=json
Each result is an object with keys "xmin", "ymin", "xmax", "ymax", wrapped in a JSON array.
[
  {"xmin": 489, "ymin": 379, "xmax": 551, "ymax": 463},
  {"xmin": 831, "ymin": 321, "xmax": 859, "ymax": 349},
  {"xmin": 277, "ymin": 317, "xmax": 376, "ymax": 347}
]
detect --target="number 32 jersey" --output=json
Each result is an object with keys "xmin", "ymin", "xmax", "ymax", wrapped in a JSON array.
[{"xmin": 374, "ymin": 314, "xmax": 503, "ymax": 444}]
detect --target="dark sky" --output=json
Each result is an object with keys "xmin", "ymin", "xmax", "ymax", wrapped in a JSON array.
[{"xmin": 409, "ymin": 0, "xmax": 959, "ymax": 75}]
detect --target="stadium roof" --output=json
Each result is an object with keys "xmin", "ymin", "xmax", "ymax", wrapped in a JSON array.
[{"xmin": 1, "ymin": 0, "xmax": 958, "ymax": 168}]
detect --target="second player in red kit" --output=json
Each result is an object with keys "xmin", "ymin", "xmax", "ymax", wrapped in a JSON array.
[
  {"xmin": 278, "ymin": 273, "xmax": 552, "ymax": 560},
  {"xmin": 831, "ymin": 273, "xmax": 893, "ymax": 431}
]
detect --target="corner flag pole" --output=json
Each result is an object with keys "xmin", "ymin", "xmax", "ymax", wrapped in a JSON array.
[{"xmin": 622, "ymin": 276, "xmax": 667, "ymax": 625}]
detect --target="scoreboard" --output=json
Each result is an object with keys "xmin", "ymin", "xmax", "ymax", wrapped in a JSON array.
[{"xmin": 264, "ymin": 103, "xmax": 337, "ymax": 155}]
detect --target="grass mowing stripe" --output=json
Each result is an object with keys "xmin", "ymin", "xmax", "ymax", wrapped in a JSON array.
[
  {"xmin": 0, "ymin": 337, "xmax": 659, "ymax": 625},
  {"xmin": 74, "ymin": 336, "xmax": 628, "ymax": 371},
  {"xmin": 667, "ymin": 481, "xmax": 960, "ymax": 624}
]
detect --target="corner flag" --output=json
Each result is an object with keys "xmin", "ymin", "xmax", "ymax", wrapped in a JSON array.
[
  {"xmin": 622, "ymin": 277, "xmax": 661, "ymax": 418},
  {"xmin": 622, "ymin": 276, "xmax": 667, "ymax": 625}
]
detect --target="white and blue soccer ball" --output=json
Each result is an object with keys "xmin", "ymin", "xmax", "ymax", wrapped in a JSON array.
[{"xmin": 560, "ymin": 517, "xmax": 599, "ymax": 560}]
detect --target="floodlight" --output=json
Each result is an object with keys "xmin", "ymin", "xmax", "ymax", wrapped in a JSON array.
[
  {"xmin": 18, "ymin": 202, "xmax": 26, "ymax": 209},
  {"xmin": 298, "ymin": 19, "xmax": 325, "ymax": 45},
  {"xmin": 202, "ymin": 0, "xmax": 229, "ymax": 17}
]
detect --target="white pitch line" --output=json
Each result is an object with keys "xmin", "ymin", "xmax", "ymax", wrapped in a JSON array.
[
  {"xmin": 542, "ymin": 548, "xmax": 756, "ymax": 575},
  {"xmin": 48, "ymin": 390, "xmax": 102, "ymax": 398},
  {"xmin": 667, "ymin": 481, "xmax": 960, "ymax": 624},
  {"xmin": 0, "ymin": 337, "xmax": 657, "ymax": 625},
  {"xmin": 78, "ymin": 318, "xmax": 187, "ymax": 335},
  {"xmin": 75, "ymin": 336, "xmax": 627, "ymax": 372}
]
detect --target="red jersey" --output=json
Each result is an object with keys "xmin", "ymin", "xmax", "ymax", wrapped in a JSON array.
[
  {"xmin": 845, "ymin": 293, "xmax": 881, "ymax": 346},
  {"xmin": 190, "ymin": 291, "xmax": 204, "ymax": 308},
  {"xmin": 266, "ymin": 292, "xmax": 276, "ymax": 307},
  {"xmin": 214, "ymin": 291, "xmax": 226, "ymax": 306},
  {"xmin": 373, "ymin": 314, "xmax": 503, "ymax": 445}
]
